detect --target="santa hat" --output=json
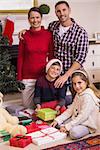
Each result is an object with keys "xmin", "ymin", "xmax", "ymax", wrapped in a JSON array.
[
  {"xmin": 46, "ymin": 59, "xmax": 63, "ymax": 75},
  {"xmin": 3, "ymin": 15, "xmax": 15, "ymax": 45}
]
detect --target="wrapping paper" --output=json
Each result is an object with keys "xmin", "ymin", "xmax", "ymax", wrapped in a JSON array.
[
  {"xmin": 9, "ymin": 135, "xmax": 32, "ymax": 148},
  {"xmin": 37, "ymin": 108, "xmax": 57, "ymax": 121},
  {"xmin": 27, "ymin": 127, "xmax": 66, "ymax": 145},
  {"xmin": 26, "ymin": 121, "xmax": 49, "ymax": 133}
]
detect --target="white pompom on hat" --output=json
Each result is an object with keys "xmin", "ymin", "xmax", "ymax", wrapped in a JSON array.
[{"xmin": 46, "ymin": 59, "xmax": 63, "ymax": 75}]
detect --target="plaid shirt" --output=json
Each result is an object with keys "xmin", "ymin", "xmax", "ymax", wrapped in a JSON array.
[{"xmin": 48, "ymin": 18, "xmax": 89, "ymax": 84}]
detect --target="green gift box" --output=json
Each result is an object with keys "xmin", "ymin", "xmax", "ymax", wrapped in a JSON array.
[
  {"xmin": 37, "ymin": 108, "xmax": 57, "ymax": 121},
  {"xmin": 0, "ymin": 130, "xmax": 11, "ymax": 143}
]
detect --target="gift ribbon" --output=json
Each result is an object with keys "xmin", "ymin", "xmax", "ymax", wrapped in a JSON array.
[
  {"xmin": 16, "ymin": 135, "xmax": 28, "ymax": 141},
  {"xmin": 23, "ymin": 110, "xmax": 32, "ymax": 117},
  {"xmin": 32, "ymin": 130, "xmax": 58, "ymax": 140}
]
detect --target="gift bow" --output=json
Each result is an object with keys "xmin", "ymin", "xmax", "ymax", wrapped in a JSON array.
[
  {"xmin": 33, "ymin": 130, "xmax": 58, "ymax": 140},
  {"xmin": 16, "ymin": 135, "xmax": 28, "ymax": 140}
]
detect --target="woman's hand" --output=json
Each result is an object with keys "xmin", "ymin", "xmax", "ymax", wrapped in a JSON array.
[
  {"xmin": 18, "ymin": 29, "xmax": 27, "ymax": 40},
  {"xmin": 50, "ymin": 120, "xmax": 58, "ymax": 127}
]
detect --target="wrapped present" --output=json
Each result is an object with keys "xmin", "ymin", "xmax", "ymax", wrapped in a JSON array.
[
  {"xmin": 18, "ymin": 115, "xmax": 32, "ymax": 126},
  {"xmin": 37, "ymin": 108, "xmax": 57, "ymax": 121},
  {"xmin": 19, "ymin": 108, "xmax": 34, "ymax": 118},
  {"xmin": 9, "ymin": 135, "xmax": 32, "ymax": 148},
  {"xmin": 0, "ymin": 130, "xmax": 11, "ymax": 143},
  {"xmin": 26, "ymin": 120, "xmax": 49, "ymax": 133},
  {"xmin": 26, "ymin": 122, "xmax": 40, "ymax": 133},
  {"xmin": 27, "ymin": 127, "xmax": 66, "ymax": 145},
  {"xmin": 35, "ymin": 120, "xmax": 49, "ymax": 130}
]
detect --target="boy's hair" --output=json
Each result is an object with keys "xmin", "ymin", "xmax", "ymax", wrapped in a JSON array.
[
  {"xmin": 55, "ymin": 1, "xmax": 70, "ymax": 8},
  {"xmin": 72, "ymin": 69, "xmax": 100, "ymax": 98}
]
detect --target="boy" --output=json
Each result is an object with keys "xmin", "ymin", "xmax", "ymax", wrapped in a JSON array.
[{"xmin": 33, "ymin": 59, "xmax": 66, "ymax": 114}]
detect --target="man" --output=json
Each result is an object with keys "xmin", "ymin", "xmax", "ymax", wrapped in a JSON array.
[{"xmin": 48, "ymin": 1, "xmax": 89, "ymax": 90}]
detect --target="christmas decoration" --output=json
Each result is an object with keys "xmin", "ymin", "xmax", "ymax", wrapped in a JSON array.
[
  {"xmin": 0, "ymin": 20, "xmax": 25, "ymax": 94},
  {"xmin": 3, "ymin": 16, "xmax": 14, "ymax": 45},
  {"xmin": 39, "ymin": 4, "xmax": 50, "ymax": 14}
]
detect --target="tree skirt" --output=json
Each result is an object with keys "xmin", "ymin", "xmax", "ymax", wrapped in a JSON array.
[{"xmin": 46, "ymin": 135, "xmax": 100, "ymax": 150}]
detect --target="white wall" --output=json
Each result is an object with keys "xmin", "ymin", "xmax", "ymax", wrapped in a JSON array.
[
  {"xmin": 39, "ymin": 0, "xmax": 100, "ymax": 38},
  {"xmin": 0, "ymin": 0, "xmax": 100, "ymax": 44}
]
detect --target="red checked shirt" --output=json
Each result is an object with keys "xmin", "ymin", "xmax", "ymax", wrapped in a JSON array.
[{"xmin": 48, "ymin": 18, "xmax": 89, "ymax": 84}]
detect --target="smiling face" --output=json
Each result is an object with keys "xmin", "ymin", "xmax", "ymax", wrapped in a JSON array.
[
  {"xmin": 28, "ymin": 11, "xmax": 42, "ymax": 30},
  {"xmin": 46, "ymin": 64, "xmax": 61, "ymax": 81},
  {"xmin": 72, "ymin": 75, "xmax": 88, "ymax": 94},
  {"xmin": 55, "ymin": 3, "xmax": 71, "ymax": 25}
]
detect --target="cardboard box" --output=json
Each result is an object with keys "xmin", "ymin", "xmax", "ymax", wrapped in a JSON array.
[{"xmin": 37, "ymin": 108, "xmax": 57, "ymax": 121}]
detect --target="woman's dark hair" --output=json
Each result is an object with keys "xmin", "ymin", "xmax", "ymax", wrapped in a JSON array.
[
  {"xmin": 55, "ymin": 1, "xmax": 70, "ymax": 8},
  {"xmin": 28, "ymin": 7, "xmax": 42, "ymax": 19}
]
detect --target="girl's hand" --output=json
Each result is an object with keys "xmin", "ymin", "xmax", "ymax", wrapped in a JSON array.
[
  {"xmin": 50, "ymin": 121, "xmax": 58, "ymax": 127},
  {"xmin": 60, "ymin": 126, "xmax": 67, "ymax": 133}
]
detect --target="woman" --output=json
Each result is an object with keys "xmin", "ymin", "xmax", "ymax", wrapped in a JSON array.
[{"xmin": 17, "ymin": 7, "xmax": 54, "ymax": 108}]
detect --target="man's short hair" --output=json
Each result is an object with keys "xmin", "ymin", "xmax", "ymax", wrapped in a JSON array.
[{"xmin": 55, "ymin": 1, "xmax": 70, "ymax": 8}]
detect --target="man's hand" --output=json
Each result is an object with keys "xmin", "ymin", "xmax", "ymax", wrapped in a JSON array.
[
  {"xmin": 54, "ymin": 74, "xmax": 68, "ymax": 88},
  {"xmin": 18, "ymin": 29, "xmax": 27, "ymax": 40}
]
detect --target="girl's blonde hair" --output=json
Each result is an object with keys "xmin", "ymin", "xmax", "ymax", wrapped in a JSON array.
[{"xmin": 72, "ymin": 69, "xmax": 100, "ymax": 98}]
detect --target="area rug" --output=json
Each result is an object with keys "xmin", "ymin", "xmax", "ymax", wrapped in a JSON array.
[{"xmin": 46, "ymin": 135, "xmax": 100, "ymax": 150}]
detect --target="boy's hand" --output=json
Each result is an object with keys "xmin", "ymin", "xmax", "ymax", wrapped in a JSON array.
[
  {"xmin": 18, "ymin": 29, "xmax": 27, "ymax": 40},
  {"xmin": 50, "ymin": 120, "xmax": 58, "ymax": 127},
  {"xmin": 35, "ymin": 104, "xmax": 41, "ymax": 112},
  {"xmin": 55, "ymin": 105, "xmax": 61, "ymax": 115}
]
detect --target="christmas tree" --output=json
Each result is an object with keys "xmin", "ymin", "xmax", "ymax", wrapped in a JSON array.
[{"xmin": 0, "ymin": 20, "xmax": 25, "ymax": 94}]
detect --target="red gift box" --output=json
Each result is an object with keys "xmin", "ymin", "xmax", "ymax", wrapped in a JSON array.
[
  {"xmin": 10, "ymin": 135, "xmax": 32, "ymax": 148},
  {"xmin": 26, "ymin": 122, "xmax": 40, "ymax": 133},
  {"xmin": 26, "ymin": 121, "xmax": 48, "ymax": 134}
]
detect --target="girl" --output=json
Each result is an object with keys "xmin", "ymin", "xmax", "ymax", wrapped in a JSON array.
[{"xmin": 51, "ymin": 69, "xmax": 100, "ymax": 139}]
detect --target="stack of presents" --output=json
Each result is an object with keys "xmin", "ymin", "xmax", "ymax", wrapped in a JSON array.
[{"xmin": 1, "ymin": 105, "xmax": 66, "ymax": 148}]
